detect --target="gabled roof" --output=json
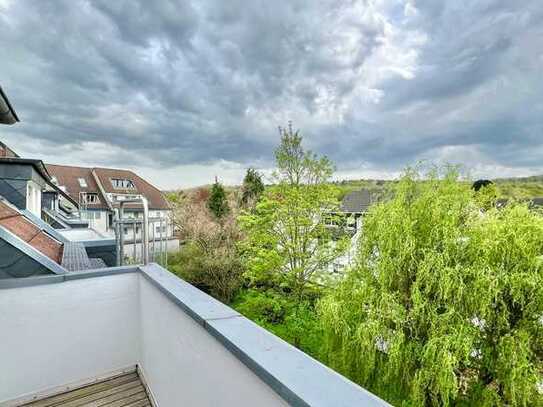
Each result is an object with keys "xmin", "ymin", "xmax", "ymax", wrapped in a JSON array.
[
  {"xmin": 0, "ymin": 86, "xmax": 19, "ymax": 125},
  {"xmin": 340, "ymin": 189, "xmax": 373, "ymax": 213},
  {"xmin": 46, "ymin": 164, "xmax": 108, "ymax": 210},
  {"xmin": 46, "ymin": 164, "xmax": 170, "ymax": 211},
  {"xmin": 93, "ymin": 167, "xmax": 169, "ymax": 210}
]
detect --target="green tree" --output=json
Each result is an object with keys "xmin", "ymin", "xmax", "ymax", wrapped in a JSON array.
[
  {"xmin": 240, "ymin": 123, "xmax": 347, "ymax": 302},
  {"xmin": 319, "ymin": 166, "xmax": 543, "ymax": 406},
  {"xmin": 240, "ymin": 168, "xmax": 265, "ymax": 207},
  {"xmin": 207, "ymin": 178, "xmax": 230, "ymax": 219}
]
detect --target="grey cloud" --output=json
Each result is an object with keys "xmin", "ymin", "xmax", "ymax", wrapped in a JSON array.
[{"xmin": 0, "ymin": 0, "xmax": 542, "ymax": 186}]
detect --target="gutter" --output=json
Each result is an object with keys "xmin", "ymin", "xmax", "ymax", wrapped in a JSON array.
[{"xmin": 0, "ymin": 86, "xmax": 19, "ymax": 125}]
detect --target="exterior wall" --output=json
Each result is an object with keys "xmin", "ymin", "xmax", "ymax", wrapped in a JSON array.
[
  {"xmin": 0, "ymin": 164, "xmax": 46, "ymax": 213},
  {"xmin": 0, "ymin": 273, "xmax": 140, "ymax": 403},
  {"xmin": 0, "ymin": 164, "xmax": 33, "ymax": 209},
  {"xmin": 82, "ymin": 209, "xmax": 109, "ymax": 235},
  {"xmin": 121, "ymin": 209, "xmax": 174, "ymax": 240},
  {"xmin": 123, "ymin": 238, "xmax": 179, "ymax": 260},
  {"xmin": 138, "ymin": 275, "xmax": 287, "ymax": 407}
]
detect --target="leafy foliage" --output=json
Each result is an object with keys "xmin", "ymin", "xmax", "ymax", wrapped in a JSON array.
[
  {"xmin": 169, "ymin": 243, "xmax": 243, "ymax": 303},
  {"xmin": 319, "ymin": 166, "xmax": 543, "ymax": 406},
  {"xmin": 208, "ymin": 179, "xmax": 230, "ymax": 219},
  {"xmin": 240, "ymin": 123, "xmax": 348, "ymax": 300},
  {"xmin": 232, "ymin": 288, "xmax": 323, "ymax": 359}
]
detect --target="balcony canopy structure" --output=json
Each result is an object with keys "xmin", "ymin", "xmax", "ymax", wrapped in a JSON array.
[
  {"xmin": 0, "ymin": 264, "xmax": 389, "ymax": 407},
  {"xmin": 0, "ymin": 86, "xmax": 19, "ymax": 125}
]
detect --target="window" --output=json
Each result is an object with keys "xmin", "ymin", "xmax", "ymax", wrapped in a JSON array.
[
  {"xmin": 83, "ymin": 193, "xmax": 100, "ymax": 204},
  {"xmin": 78, "ymin": 178, "xmax": 88, "ymax": 187},
  {"xmin": 26, "ymin": 182, "xmax": 42, "ymax": 217},
  {"xmin": 110, "ymin": 178, "xmax": 136, "ymax": 190}
]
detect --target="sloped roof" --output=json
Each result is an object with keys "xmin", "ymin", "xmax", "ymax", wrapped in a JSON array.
[
  {"xmin": 93, "ymin": 167, "xmax": 169, "ymax": 210},
  {"xmin": 46, "ymin": 164, "xmax": 170, "ymax": 210},
  {"xmin": 340, "ymin": 189, "xmax": 372, "ymax": 213},
  {"xmin": 0, "ymin": 200, "xmax": 63, "ymax": 263},
  {"xmin": 0, "ymin": 141, "xmax": 19, "ymax": 158},
  {"xmin": 0, "ymin": 86, "xmax": 19, "ymax": 125},
  {"xmin": 46, "ymin": 164, "xmax": 108, "ymax": 210}
]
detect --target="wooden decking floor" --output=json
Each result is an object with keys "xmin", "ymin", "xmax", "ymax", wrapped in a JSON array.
[{"xmin": 22, "ymin": 371, "xmax": 152, "ymax": 407}]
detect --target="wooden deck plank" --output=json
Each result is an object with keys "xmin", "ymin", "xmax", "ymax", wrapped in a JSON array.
[
  {"xmin": 98, "ymin": 392, "xmax": 148, "ymax": 407},
  {"xmin": 21, "ymin": 372, "xmax": 151, "ymax": 407},
  {"xmin": 25, "ymin": 373, "xmax": 139, "ymax": 407},
  {"xmin": 123, "ymin": 399, "xmax": 150, "ymax": 407},
  {"xmin": 61, "ymin": 384, "xmax": 144, "ymax": 407},
  {"xmin": 59, "ymin": 384, "xmax": 143, "ymax": 407}
]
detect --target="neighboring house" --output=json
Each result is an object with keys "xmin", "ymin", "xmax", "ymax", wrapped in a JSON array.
[
  {"xmin": 0, "ymin": 156, "xmax": 78, "ymax": 220},
  {"xmin": 339, "ymin": 189, "xmax": 373, "ymax": 231},
  {"xmin": 46, "ymin": 164, "xmax": 179, "ymax": 255},
  {"xmin": 329, "ymin": 189, "xmax": 375, "ymax": 273}
]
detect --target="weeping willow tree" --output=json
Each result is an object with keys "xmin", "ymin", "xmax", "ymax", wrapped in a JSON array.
[{"xmin": 319, "ymin": 166, "xmax": 543, "ymax": 406}]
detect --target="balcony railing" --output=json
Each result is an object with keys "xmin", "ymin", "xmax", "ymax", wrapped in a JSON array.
[{"xmin": 0, "ymin": 264, "xmax": 389, "ymax": 406}]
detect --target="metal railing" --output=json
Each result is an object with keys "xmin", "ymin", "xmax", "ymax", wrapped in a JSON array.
[{"xmin": 114, "ymin": 197, "xmax": 169, "ymax": 267}]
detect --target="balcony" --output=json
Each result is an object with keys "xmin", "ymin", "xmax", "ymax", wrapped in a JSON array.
[{"xmin": 0, "ymin": 264, "xmax": 389, "ymax": 407}]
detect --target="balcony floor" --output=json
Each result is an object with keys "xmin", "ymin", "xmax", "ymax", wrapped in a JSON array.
[{"xmin": 22, "ymin": 371, "xmax": 152, "ymax": 407}]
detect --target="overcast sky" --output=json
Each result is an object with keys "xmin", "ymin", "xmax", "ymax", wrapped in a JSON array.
[{"xmin": 1, "ymin": 1, "xmax": 542, "ymax": 189}]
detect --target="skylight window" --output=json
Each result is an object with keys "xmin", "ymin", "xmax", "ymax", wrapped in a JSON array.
[
  {"xmin": 110, "ymin": 178, "xmax": 136, "ymax": 190},
  {"xmin": 78, "ymin": 178, "xmax": 88, "ymax": 188}
]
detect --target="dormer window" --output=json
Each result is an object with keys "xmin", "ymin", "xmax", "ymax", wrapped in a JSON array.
[
  {"xmin": 110, "ymin": 178, "xmax": 136, "ymax": 190},
  {"xmin": 78, "ymin": 178, "xmax": 88, "ymax": 188},
  {"xmin": 83, "ymin": 193, "xmax": 100, "ymax": 204}
]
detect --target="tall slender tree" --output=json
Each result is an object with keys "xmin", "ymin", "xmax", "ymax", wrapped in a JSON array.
[
  {"xmin": 240, "ymin": 168, "xmax": 265, "ymax": 207},
  {"xmin": 207, "ymin": 177, "xmax": 230, "ymax": 219},
  {"xmin": 240, "ymin": 123, "xmax": 347, "ymax": 300}
]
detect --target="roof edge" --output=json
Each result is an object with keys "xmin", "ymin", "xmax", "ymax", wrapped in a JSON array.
[{"xmin": 0, "ymin": 86, "xmax": 19, "ymax": 124}]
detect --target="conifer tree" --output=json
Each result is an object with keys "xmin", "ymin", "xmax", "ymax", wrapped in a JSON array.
[
  {"xmin": 240, "ymin": 168, "xmax": 265, "ymax": 207},
  {"xmin": 207, "ymin": 178, "xmax": 230, "ymax": 219}
]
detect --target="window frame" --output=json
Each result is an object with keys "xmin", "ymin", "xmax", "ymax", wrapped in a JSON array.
[
  {"xmin": 78, "ymin": 177, "xmax": 88, "ymax": 188},
  {"xmin": 110, "ymin": 178, "xmax": 136, "ymax": 190},
  {"xmin": 83, "ymin": 193, "xmax": 100, "ymax": 204}
]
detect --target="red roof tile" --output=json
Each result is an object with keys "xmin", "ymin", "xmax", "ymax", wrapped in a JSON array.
[
  {"xmin": 0, "ymin": 200, "xmax": 63, "ymax": 263},
  {"xmin": 46, "ymin": 164, "xmax": 170, "ymax": 211}
]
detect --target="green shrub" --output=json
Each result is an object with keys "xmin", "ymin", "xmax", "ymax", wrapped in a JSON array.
[
  {"xmin": 169, "ymin": 243, "xmax": 243, "ymax": 303},
  {"xmin": 233, "ymin": 288, "xmax": 323, "ymax": 359}
]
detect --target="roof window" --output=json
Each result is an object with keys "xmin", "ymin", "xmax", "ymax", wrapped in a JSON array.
[{"xmin": 111, "ymin": 178, "xmax": 136, "ymax": 190}]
